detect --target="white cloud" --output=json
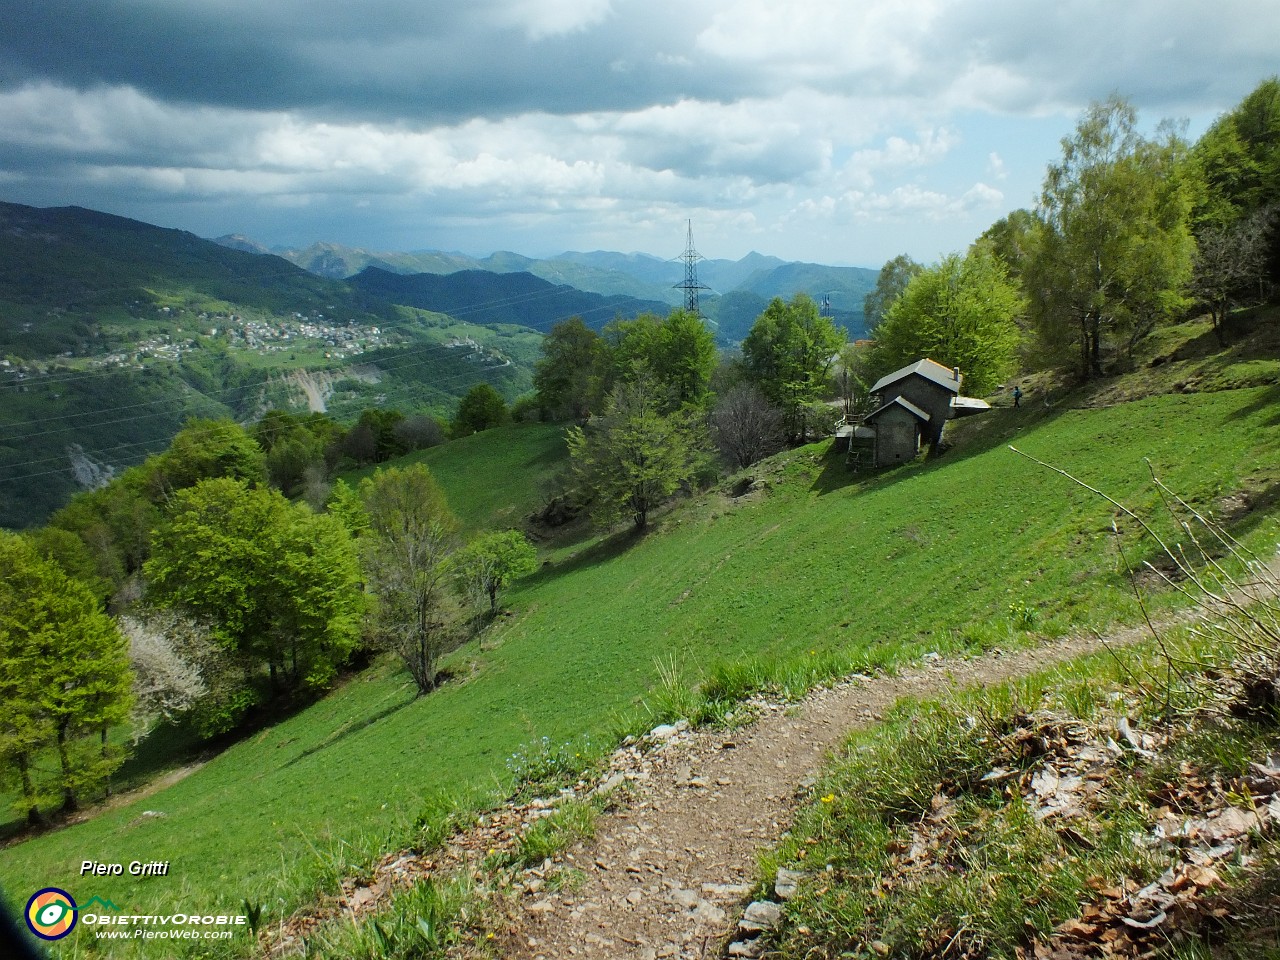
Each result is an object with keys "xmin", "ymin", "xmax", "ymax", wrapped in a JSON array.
[
  {"xmin": 695, "ymin": 0, "xmax": 943, "ymax": 83},
  {"xmin": 493, "ymin": 0, "xmax": 614, "ymax": 40},
  {"xmin": 795, "ymin": 179, "xmax": 1003, "ymax": 226},
  {"xmin": 1, "ymin": 1, "xmax": 1276, "ymax": 263}
]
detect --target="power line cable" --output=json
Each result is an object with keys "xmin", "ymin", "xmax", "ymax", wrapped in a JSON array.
[{"xmin": 0, "ymin": 351, "xmax": 527, "ymax": 483}]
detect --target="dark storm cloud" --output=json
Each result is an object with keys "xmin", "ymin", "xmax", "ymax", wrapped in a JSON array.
[
  {"xmin": 0, "ymin": 0, "xmax": 761, "ymax": 122},
  {"xmin": 1, "ymin": 0, "xmax": 1276, "ymax": 265}
]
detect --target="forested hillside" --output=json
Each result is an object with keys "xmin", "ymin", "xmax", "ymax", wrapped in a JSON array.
[
  {"xmin": 220, "ymin": 237, "xmax": 879, "ymax": 340},
  {"xmin": 0, "ymin": 205, "xmax": 547, "ymax": 528},
  {"xmin": 347, "ymin": 266, "xmax": 671, "ymax": 332}
]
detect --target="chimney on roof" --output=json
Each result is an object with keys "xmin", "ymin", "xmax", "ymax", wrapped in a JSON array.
[{"xmin": 952, "ymin": 366, "xmax": 961, "ymax": 382}]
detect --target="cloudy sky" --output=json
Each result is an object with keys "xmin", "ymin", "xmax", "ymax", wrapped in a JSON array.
[{"xmin": 1, "ymin": 1, "xmax": 1275, "ymax": 267}]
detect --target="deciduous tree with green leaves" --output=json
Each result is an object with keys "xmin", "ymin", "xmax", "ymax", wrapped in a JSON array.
[
  {"xmin": 864, "ymin": 254, "xmax": 924, "ymax": 334},
  {"xmin": 0, "ymin": 532, "xmax": 133, "ymax": 822},
  {"xmin": 360, "ymin": 464, "xmax": 461, "ymax": 695},
  {"xmin": 1029, "ymin": 96, "xmax": 1196, "ymax": 377},
  {"xmin": 654, "ymin": 309, "xmax": 718, "ymax": 409},
  {"xmin": 451, "ymin": 383, "xmax": 509, "ymax": 438},
  {"xmin": 606, "ymin": 309, "xmax": 718, "ymax": 410},
  {"xmin": 870, "ymin": 246, "xmax": 1024, "ymax": 397},
  {"xmin": 148, "ymin": 418, "xmax": 267, "ymax": 497},
  {"xmin": 453, "ymin": 531, "xmax": 538, "ymax": 616},
  {"xmin": 145, "ymin": 478, "xmax": 363, "ymax": 714},
  {"xmin": 533, "ymin": 317, "xmax": 610, "ymax": 420},
  {"xmin": 741, "ymin": 294, "xmax": 845, "ymax": 440},
  {"xmin": 567, "ymin": 374, "xmax": 706, "ymax": 532},
  {"xmin": 1193, "ymin": 77, "xmax": 1280, "ymax": 233}
]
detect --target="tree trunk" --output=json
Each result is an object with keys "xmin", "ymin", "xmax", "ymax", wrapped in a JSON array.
[
  {"xmin": 101, "ymin": 725, "xmax": 112, "ymax": 797},
  {"xmin": 56, "ymin": 722, "xmax": 77, "ymax": 813},
  {"xmin": 1211, "ymin": 304, "xmax": 1228, "ymax": 346},
  {"xmin": 17, "ymin": 753, "xmax": 44, "ymax": 827}
]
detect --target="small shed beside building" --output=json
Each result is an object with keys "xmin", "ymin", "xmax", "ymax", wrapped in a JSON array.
[{"xmin": 859, "ymin": 358, "xmax": 990, "ymax": 468}]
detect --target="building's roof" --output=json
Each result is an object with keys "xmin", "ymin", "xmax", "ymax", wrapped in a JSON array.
[
  {"xmin": 870, "ymin": 358, "xmax": 962, "ymax": 395},
  {"xmin": 950, "ymin": 396, "xmax": 992, "ymax": 417},
  {"xmin": 865, "ymin": 395, "xmax": 931, "ymax": 424}
]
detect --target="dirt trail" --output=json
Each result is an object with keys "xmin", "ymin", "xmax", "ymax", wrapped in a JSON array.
[
  {"xmin": 505, "ymin": 628, "xmax": 1154, "ymax": 960},
  {"xmin": 273, "ymin": 554, "xmax": 1277, "ymax": 958}
]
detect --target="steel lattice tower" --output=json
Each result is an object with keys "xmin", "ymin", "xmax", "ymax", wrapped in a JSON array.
[{"xmin": 674, "ymin": 220, "xmax": 711, "ymax": 316}]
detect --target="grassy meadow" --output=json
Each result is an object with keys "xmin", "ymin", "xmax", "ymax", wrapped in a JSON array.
[
  {"xmin": 2, "ymin": 375, "xmax": 1278, "ymax": 955},
  {"xmin": 338, "ymin": 421, "xmax": 570, "ymax": 534}
]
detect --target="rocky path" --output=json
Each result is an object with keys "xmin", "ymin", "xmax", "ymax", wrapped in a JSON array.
[{"xmin": 505, "ymin": 629, "xmax": 1149, "ymax": 960}]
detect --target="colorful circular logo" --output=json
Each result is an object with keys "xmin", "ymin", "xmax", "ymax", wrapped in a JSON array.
[{"xmin": 25, "ymin": 888, "xmax": 78, "ymax": 941}]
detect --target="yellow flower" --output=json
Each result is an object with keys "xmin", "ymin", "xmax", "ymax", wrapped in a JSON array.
[{"xmin": 820, "ymin": 794, "xmax": 834, "ymax": 804}]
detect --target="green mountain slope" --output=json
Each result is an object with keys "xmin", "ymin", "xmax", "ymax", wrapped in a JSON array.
[
  {"xmin": 2, "ymin": 375, "xmax": 1276, "ymax": 948},
  {"xmin": 348, "ymin": 267, "xmax": 672, "ymax": 332},
  {"xmin": 0, "ymin": 204, "xmax": 543, "ymax": 528}
]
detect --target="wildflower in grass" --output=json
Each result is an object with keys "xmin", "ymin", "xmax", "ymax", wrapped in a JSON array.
[{"xmin": 821, "ymin": 794, "xmax": 834, "ymax": 803}]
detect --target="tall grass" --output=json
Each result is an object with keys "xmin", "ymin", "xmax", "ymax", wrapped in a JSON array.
[{"xmin": 766, "ymin": 461, "xmax": 1280, "ymax": 958}]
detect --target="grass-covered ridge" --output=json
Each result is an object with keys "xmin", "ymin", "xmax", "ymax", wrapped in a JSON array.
[
  {"xmin": 1, "ymin": 383, "xmax": 1277, "ymax": 956},
  {"xmin": 338, "ymin": 421, "xmax": 570, "ymax": 535}
]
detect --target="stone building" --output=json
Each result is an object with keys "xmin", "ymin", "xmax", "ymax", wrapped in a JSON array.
[{"xmin": 860, "ymin": 358, "xmax": 989, "ymax": 468}]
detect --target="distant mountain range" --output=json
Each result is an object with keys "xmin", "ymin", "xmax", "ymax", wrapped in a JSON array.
[
  {"xmin": 348, "ymin": 268, "xmax": 672, "ymax": 333},
  {"xmin": 214, "ymin": 236, "xmax": 878, "ymax": 339},
  {"xmin": 0, "ymin": 201, "xmax": 880, "ymax": 528}
]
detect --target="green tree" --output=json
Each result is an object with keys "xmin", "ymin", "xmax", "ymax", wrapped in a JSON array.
[
  {"xmin": 533, "ymin": 317, "xmax": 610, "ymax": 420},
  {"xmin": 1030, "ymin": 96, "xmax": 1196, "ymax": 377},
  {"xmin": 454, "ymin": 531, "xmax": 538, "ymax": 616},
  {"xmin": 567, "ymin": 374, "xmax": 706, "ymax": 532},
  {"xmin": 24, "ymin": 527, "xmax": 110, "ymax": 602},
  {"xmin": 50, "ymin": 465, "xmax": 160, "ymax": 588},
  {"xmin": 48, "ymin": 419, "xmax": 269, "ymax": 593},
  {"xmin": 979, "ymin": 209, "xmax": 1040, "ymax": 285},
  {"xmin": 863, "ymin": 254, "xmax": 924, "ymax": 334},
  {"xmin": 254, "ymin": 409, "xmax": 330, "ymax": 495},
  {"xmin": 834, "ymin": 340, "xmax": 878, "ymax": 417},
  {"xmin": 741, "ymin": 294, "xmax": 845, "ymax": 440},
  {"xmin": 1194, "ymin": 77, "xmax": 1280, "ymax": 229},
  {"xmin": 146, "ymin": 478, "xmax": 363, "ymax": 708},
  {"xmin": 0, "ymin": 532, "xmax": 132, "ymax": 821},
  {"xmin": 1193, "ymin": 77, "xmax": 1280, "ymax": 283},
  {"xmin": 360, "ymin": 465, "xmax": 460, "ymax": 695},
  {"xmin": 869, "ymin": 247, "xmax": 1024, "ymax": 396},
  {"xmin": 345, "ymin": 409, "xmax": 409, "ymax": 464},
  {"xmin": 605, "ymin": 313, "xmax": 662, "ymax": 380},
  {"xmin": 148, "ymin": 418, "xmax": 267, "ymax": 496},
  {"xmin": 606, "ymin": 310, "xmax": 718, "ymax": 409},
  {"xmin": 451, "ymin": 383, "xmax": 509, "ymax": 438},
  {"xmin": 656, "ymin": 309, "xmax": 718, "ymax": 408}
]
